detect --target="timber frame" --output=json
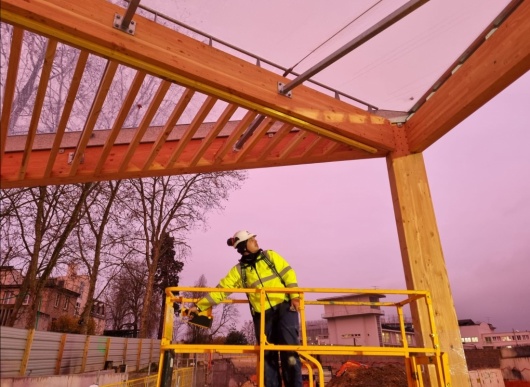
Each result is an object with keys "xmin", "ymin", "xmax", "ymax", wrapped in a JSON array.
[{"xmin": 1, "ymin": 0, "xmax": 529, "ymax": 386}]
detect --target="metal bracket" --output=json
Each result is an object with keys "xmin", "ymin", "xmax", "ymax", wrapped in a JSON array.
[
  {"xmin": 113, "ymin": 13, "xmax": 137, "ymax": 35},
  {"xmin": 277, "ymin": 82, "xmax": 293, "ymax": 98},
  {"xmin": 67, "ymin": 152, "xmax": 84, "ymax": 165}
]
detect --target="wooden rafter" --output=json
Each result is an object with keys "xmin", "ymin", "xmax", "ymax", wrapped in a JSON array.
[
  {"xmin": 0, "ymin": 26, "xmax": 23, "ymax": 157},
  {"xmin": 0, "ymin": 0, "xmax": 526, "ymax": 190},
  {"xmin": 44, "ymin": 51, "xmax": 90, "ymax": 178},
  {"xmin": 233, "ymin": 117, "xmax": 276, "ymax": 163},
  {"xmin": 19, "ymin": 39, "xmax": 57, "ymax": 180},
  {"xmin": 0, "ymin": 0, "xmax": 394, "ymax": 153},
  {"xmin": 118, "ymin": 80, "xmax": 171, "ymax": 173},
  {"xmin": 95, "ymin": 70, "xmax": 147, "ymax": 175},
  {"xmin": 406, "ymin": 0, "xmax": 530, "ymax": 152},
  {"xmin": 188, "ymin": 103, "xmax": 237, "ymax": 168},
  {"xmin": 69, "ymin": 60, "xmax": 119, "ymax": 176},
  {"xmin": 165, "ymin": 95, "xmax": 217, "ymax": 169}
]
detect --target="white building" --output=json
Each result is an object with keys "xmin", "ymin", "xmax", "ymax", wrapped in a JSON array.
[
  {"xmin": 307, "ymin": 296, "xmax": 530, "ymax": 350},
  {"xmin": 459, "ymin": 319, "xmax": 530, "ymax": 349},
  {"xmin": 319, "ymin": 293, "xmax": 385, "ymax": 347}
]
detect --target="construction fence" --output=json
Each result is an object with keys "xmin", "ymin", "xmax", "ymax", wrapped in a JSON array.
[
  {"xmin": 0, "ymin": 326, "xmax": 161, "ymax": 378},
  {"xmin": 100, "ymin": 368, "xmax": 196, "ymax": 387}
]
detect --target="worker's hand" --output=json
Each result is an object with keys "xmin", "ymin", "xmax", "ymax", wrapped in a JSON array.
[
  {"xmin": 290, "ymin": 298, "xmax": 300, "ymax": 312},
  {"xmin": 188, "ymin": 305, "xmax": 199, "ymax": 314}
]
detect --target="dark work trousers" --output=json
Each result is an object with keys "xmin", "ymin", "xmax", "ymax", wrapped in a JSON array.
[{"xmin": 253, "ymin": 300, "xmax": 302, "ymax": 387}]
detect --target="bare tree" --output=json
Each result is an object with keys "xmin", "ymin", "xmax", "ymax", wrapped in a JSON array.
[
  {"xmin": 104, "ymin": 259, "xmax": 146, "ymax": 334},
  {"xmin": 241, "ymin": 320, "xmax": 257, "ymax": 345},
  {"xmin": 183, "ymin": 274, "xmax": 240, "ymax": 344},
  {"xmin": 4, "ymin": 183, "xmax": 95, "ymax": 329},
  {"xmin": 73, "ymin": 180, "xmax": 122, "ymax": 334},
  {"xmin": 0, "ymin": 188, "xmax": 29, "ymax": 266},
  {"xmin": 121, "ymin": 172, "xmax": 246, "ymax": 338}
]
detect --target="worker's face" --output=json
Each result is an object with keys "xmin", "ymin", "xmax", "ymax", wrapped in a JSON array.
[{"xmin": 246, "ymin": 237, "xmax": 260, "ymax": 253}]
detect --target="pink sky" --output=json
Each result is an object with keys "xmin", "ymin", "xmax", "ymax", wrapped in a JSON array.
[
  {"xmin": 183, "ymin": 71, "xmax": 530, "ymax": 332},
  {"xmin": 141, "ymin": 0, "xmax": 530, "ymax": 332}
]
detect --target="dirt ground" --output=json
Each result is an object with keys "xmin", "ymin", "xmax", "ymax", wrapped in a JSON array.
[{"xmin": 326, "ymin": 364, "xmax": 408, "ymax": 387}]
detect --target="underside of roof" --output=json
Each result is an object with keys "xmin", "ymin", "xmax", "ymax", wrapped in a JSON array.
[{"xmin": 0, "ymin": 0, "xmax": 528, "ymax": 189}]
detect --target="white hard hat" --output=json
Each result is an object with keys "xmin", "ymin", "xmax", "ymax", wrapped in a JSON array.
[{"xmin": 229, "ymin": 230, "xmax": 256, "ymax": 248}]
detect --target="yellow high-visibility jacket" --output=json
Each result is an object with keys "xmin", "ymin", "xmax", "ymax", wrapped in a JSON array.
[{"xmin": 196, "ymin": 250, "xmax": 299, "ymax": 313}]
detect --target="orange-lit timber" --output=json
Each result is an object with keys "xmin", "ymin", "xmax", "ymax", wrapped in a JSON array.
[
  {"xmin": 405, "ymin": 0, "xmax": 530, "ymax": 152},
  {"xmin": 0, "ymin": 0, "xmax": 395, "ymax": 152},
  {"xmin": 0, "ymin": 126, "xmax": 386, "ymax": 189},
  {"xmin": 1, "ymin": 1, "xmax": 527, "ymax": 386},
  {"xmin": 158, "ymin": 286, "xmax": 451, "ymax": 387},
  {"xmin": 387, "ymin": 151, "xmax": 465, "ymax": 386}
]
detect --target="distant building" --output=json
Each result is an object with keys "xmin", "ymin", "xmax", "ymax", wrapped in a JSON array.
[
  {"xmin": 458, "ymin": 319, "xmax": 530, "ymax": 349},
  {"xmin": 305, "ymin": 294, "xmax": 530, "ymax": 350},
  {"xmin": 305, "ymin": 319, "xmax": 329, "ymax": 345},
  {"xmin": 318, "ymin": 293, "xmax": 386, "ymax": 347},
  {"xmin": 0, "ymin": 265, "xmax": 105, "ymax": 334}
]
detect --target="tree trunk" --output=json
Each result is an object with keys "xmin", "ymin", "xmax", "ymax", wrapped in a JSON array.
[{"xmin": 139, "ymin": 242, "xmax": 160, "ymax": 338}]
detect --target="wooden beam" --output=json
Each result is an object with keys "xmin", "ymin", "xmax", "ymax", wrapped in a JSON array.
[
  {"xmin": 142, "ymin": 87, "xmax": 195, "ymax": 170},
  {"xmin": 188, "ymin": 103, "xmax": 237, "ymax": 167},
  {"xmin": 233, "ymin": 117, "xmax": 276, "ymax": 163},
  {"xmin": 19, "ymin": 39, "xmax": 57, "ymax": 180},
  {"xmin": 0, "ymin": 26, "xmax": 23, "ymax": 159},
  {"xmin": 69, "ymin": 60, "xmax": 119, "ymax": 176},
  {"xmin": 0, "ymin": 0, "xmax": 395, "ymax": 153},
  {"xmin": 19, "ymin": 328, "xmax": 35, "ymax": 376},
  {"xmin": 44, "ymin": 51, "xmax": 90, "ymax": 178},
  {"xmin": 386, "ymin": 152, "xmax": 470, "ymax": 386},
  {"xmin": 55, "ymin": 333, "xmax": 67, "ymax": 375},
  {"xmin": 118, "ymin": 80, "xmax": 171, "ymax": 172},
  {"xmin": 165, "ymin": 95, "xmax": 217, "ymax": 168},
  {"xmin": 96, "ymin": 70, "xmax": 147, "ymax": 175},
  {"xmin": 0, "ymin": 132, "xmax": 384, "ymax": 189},
  {"xmin": 406, "ymin": 1, "xmax": 530, "ymax": 152},
  {"xmin": 213, "ymin": 111, "xmax": 257, "ymax": 164},
  {"xmin": 257, "ymin": 123, "xmax": 293, "ymax": 162}
]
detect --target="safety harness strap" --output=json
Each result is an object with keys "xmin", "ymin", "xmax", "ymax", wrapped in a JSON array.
[{"xmin": 240, "ymin": 250, "xmax": 287, "ymax": 314}]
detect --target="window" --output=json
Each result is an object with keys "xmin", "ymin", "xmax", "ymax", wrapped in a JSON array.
[
  {"xmin": 22, "ymin": 294, "xmax": 30, "ymax": 305},
  {"xmin": 2, "ymin": 291, "xmax": 14, "ymax": 304},
  {"xmin": 485, "ymin": 337, "xmax": 492, "ymax": 343},
  {"xmin": 63, "ymin": 296, "xmax": 68, "ymax": 310},
  {"xmin": 54, "ymin": 294, "xmax": 60, "ymax": 308},
  {"xmin": 79, "ymin": 281, "xmax": 85, "ymax": 295},
  {"xmin": 74, "ymin": 302, "xmax": 80, "ymax": 316}
]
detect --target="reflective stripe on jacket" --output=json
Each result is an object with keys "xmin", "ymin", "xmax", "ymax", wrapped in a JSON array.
[{"xmin": 196, "ymin": 250, "xmax": 298, "ymax": 313}]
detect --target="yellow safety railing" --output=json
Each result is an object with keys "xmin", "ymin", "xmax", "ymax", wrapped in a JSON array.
[{"xmin": 158, "ymin": 287, "xmax": 452, "ymax": 387}]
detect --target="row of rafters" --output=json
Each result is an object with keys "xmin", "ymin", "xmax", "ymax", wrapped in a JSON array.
[
  {"xmin": 0, "ymin": 0, "xmax": 394, "ymax": 189},
  {"xmin": 1, "ymin": 0, "xmax": 529, "ymax": 189}
]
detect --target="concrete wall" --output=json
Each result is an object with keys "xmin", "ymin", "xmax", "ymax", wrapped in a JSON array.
[
  {"xmin": 500, "ymin": 347, "xmax": 530, "ymax": 382},
  {"xmin": 469, "ymin": 369, "xmax": 505, "ymax": 387}
]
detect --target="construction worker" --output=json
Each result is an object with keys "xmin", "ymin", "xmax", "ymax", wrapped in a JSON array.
[{"xmin": 189, "ymin": 230, "xmax": 302, "ymax": 387}]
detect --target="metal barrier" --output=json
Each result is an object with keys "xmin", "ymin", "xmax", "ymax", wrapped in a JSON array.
[{"xmin": 158, "ymin": 287, "xmax": 452, "ymax": 387}]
